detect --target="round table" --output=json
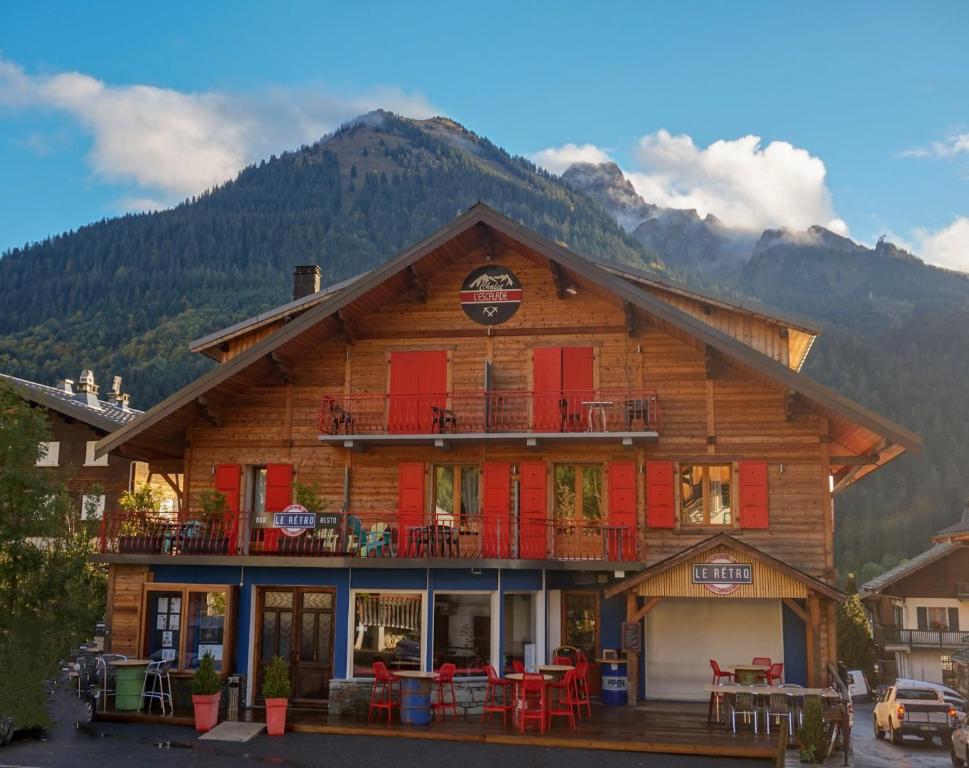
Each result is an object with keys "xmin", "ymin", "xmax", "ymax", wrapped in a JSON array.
[
  {"xmin": 110, "ymin": 659, "xmax": 150, "ymax": 711},
  {"xmin": 537, "ymin": 664, "xmax": 573, "ymax": 680},
  {"xmin": 393, "ymin": 670, "xmax": 439, "ymax": 725},
  {"xmin": 731, "ymin": 665, "xmax": 769, "ymax": 685}
]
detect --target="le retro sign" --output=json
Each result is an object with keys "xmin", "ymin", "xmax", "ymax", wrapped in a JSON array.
[
  {"xmin": 691, "ymin": 553, "xmax": 753, "ymax": 596},
  {"xmin": 459, "ymin": 265, "xmax": 522, "ymax": 325}
]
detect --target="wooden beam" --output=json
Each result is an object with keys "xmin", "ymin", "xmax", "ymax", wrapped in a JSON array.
[
  {"xmin": 269, "ymin": 351, "xmax": 294, "ymax": 383},
  {"xmin": 355, "ymin": 324, "xmax": 628, "ymax": 340},
  {"xmin": 549, "ymin": 261, "xmax": 569, "ymax": 299},
  {"xmin": 623, "ymin": 301, "xmax": 637, "ymax": 337},
  {"xmin": 829, "ymin": 454, "xmax": 879, "ymax": 466},
  {"xmin": 626, "ymin": 593, "xmax": 639, "ymax": 706},
  {"xmin": 335, "ymin": 310, "xmax": 357, "ymax": 345},
  {"xmin": 807, "ymin": 594, "xmax": 822, "ymax": 687},
  {"xmin": 782, "ymin": 598, "xmax": 809, "ymax": 624},
  {"xmin": 408, "ymin": 265, "xmax": 428, "ymax": 303},
  {"xmin": 704, "ymin": 345, "xmax": 725, "ymax": 379},
  {"xmin": 631, "ymin": 596, "xmax": 662, "ymax": 624},
  {"xmin": 196, "ymin": 395, "xmax": 225, "ymax": 427}
]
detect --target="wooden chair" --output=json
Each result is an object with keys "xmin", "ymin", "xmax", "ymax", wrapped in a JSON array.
[
  {"xmin": 482, "ymin": 664, "xmax": 515, "ymax": 725},
  {"xmin": 368, "ymin": 661, "xmax": 400, "ymax": 724},
  {"xmin": 433, "ymin": 662, "xmax": 458, "ymax": 718},
  {"xmin": 519, "ymin": 673, "xmax": 547, "ymax": 733},
  {"xmin": 546, "ymin": 668, "xmax": 578, "ymax": 730}
]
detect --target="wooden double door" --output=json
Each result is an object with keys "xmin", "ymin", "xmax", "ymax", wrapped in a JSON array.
[{"xmin": 256, "ymin": 587, "xmax": 335, "ymax": 705}]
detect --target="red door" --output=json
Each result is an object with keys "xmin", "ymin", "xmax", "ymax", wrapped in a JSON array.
[
  {"xmin": 483, "ymin": 462, "xmax": 511, "ymax": 557},
  {"xmin": 532, "ymin": 348, "xmax": 562, "ymax": 432},
  {"xmin": 214, "ymin": 464, "xmax": 241, "ymax": 554},
  {"xmin": 519, "ymin": 462, "xmax": 548, "ymax": 559},
  {"xmin": 562, "ymin": 347, "xmax": 594, "ymax": 431},
  {"xmin": 262, "ymin": 463, "xmax": 293, "ymax": 553},
  {"xmin": 608, "ymin": 462, "xmax": 637, "ymax": 560},
  {"xmin": 398, "ymin": 463, "xmax": 426, "ymax": 555},
  {"xmin": 389, "ymin": 351, "xmax": 447, "ymax": 433}
]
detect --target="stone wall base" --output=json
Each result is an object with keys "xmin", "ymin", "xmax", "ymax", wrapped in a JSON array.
[{"xmin": 328, "ymin": 678, "xmax": 490, "ymax": 718}]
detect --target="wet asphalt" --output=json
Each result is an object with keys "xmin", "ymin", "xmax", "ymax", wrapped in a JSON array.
[{"xmin": 852, "ymin": 702, "xmax": 952, "ymax": 768}]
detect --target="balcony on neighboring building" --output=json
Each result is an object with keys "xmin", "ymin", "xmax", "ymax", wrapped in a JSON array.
[
  {"xmin": 97, "ymin": 510, "xmax": 644, "ymax": 566},
  {"xmin": 875, "ymin": 624, "xmax": 969, "ymax": 651},
  {"xmin": 317, "ymin": 389, "xmax": 661, "ymax": 448}
]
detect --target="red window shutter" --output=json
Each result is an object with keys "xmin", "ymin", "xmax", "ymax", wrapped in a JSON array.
[
  {"xmin": 562, "ymin": 347, "xmax": 594, "ymax": 431},
  {"xmin": 532, "ymin": 347, "xmax": 563, "ymax": 431},
  {"xmin": 265, "ymin": 464, "xmax": 294, "ymax": 513},
  {"xmin": 646, "ymin": 461, "xmax": 675, "ymax": 528},
  {"xmin": 419, "ymin": 350, "xmax": 448, "ymax": 433},
  {"xmin": 483, "ymin": 462, "xmax": 512, "ymax": 558},
  {"xmin": 739, "ymin": 461, "xmax": 769, "ymax": 529},
  {"xmin": 519, "ymin": 462, "xmax": 548, "ymax": 559},
  {"xmin": 608, "ymin": 462, "xmax": 638, "ymax": 560},
  {"xmin": 389, "ymin": 351, "xmax": 421, "ymax": 433},
  {"xmin": 398, "ymin": 463, "xmax": 426, "ymax": 553},
  {"xmin": 214, "ymin": 464, "xmax": 242, "ymax": 555}
]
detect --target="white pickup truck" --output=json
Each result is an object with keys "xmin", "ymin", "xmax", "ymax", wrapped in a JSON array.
[{"xmin": 873, "ymin": 684, "xmax": 958, "ymax": 746}]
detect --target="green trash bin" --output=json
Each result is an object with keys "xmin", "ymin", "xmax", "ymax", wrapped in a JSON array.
[{"xmin": 114, "ymin": 662, "xmax": 148, "ymax": 711}]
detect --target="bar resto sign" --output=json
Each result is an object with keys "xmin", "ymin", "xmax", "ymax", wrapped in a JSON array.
[
  {"xmin": 691, "ymin": 553, "xmax": 752, "ymax": 596},
  {"xmin": 274, "ymin": 504, "xmax": 316, "ymax": 537}
]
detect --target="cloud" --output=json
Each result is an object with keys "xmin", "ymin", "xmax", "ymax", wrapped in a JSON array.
[
  {"xmin": 913, "ymin": 217, "xmax": 969, "ymax": 272},
  {"xmin": 530, "ymin": 143, "xmax": 613, "ymax": 175},
  {"xmin": 901, "ymin": 133, "xmax": 969, "ymax": 159},
  {"xmin": 532, "ymin": 130, "xmax": 846, "ymax": 235},
  {"xmin": 0, "ymin": 56, "xmax": 438, "ymax": 206},
  {"xmin": 627, "ymin": 130, "xmax": 846, "ymax": 234}
]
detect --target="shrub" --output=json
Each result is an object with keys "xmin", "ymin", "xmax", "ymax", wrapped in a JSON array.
[
  {"xmin": 262, "ymin": 656, "xmax": 292, "ymax": 700},
  {"xmin": 797, "ymin": 696, "xmax": 826, "ymax": 763},
  {"xmin": 192, "ymin": 652, "xmax": 221, "ymax": 696}
]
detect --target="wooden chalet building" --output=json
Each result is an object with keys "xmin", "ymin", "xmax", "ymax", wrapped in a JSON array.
[{"xmin": 93, "ymin": 204, "xmax": 919, "ymax": 709}]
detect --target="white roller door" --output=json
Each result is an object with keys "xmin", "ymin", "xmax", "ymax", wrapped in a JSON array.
[{"xmin": 644, "ymin": 598, "xmax": 783, "ymax": 700}]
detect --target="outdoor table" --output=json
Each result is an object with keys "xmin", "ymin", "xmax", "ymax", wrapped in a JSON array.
[
  {"xmin": 394, "ymin": 670, "xmax": 439, "ymax": 725},
  {"xmin": 581, "ymin": 400, "xmax": 614, "ymax": 432},
  {"xmin": 537, "ymin": 664, "xmax": 573, "ymax": 680},
  {"xmin": 731, "ymin": 664, "xmax": 769, "ymax": 685},
  {"xmin": 704, "ymin": 683, "xmax": 842, "ymax": 727},
  {"xmin": 110, "ymin": 658, "xmax": 150, "ymax": 711}
]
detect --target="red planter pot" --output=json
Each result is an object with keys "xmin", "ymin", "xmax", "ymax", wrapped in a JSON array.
[
  {"xmin": 265, "ymin": 698, "xmax": 288, "ymax": 736},
  {"xmin": 192, "ymin": 692, "xmax": 221, "ymax": 733}
]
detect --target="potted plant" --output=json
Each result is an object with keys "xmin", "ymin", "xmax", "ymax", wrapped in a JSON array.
[
  {"xmin": 117, "ymin": 484, "xmax": 162, "ymax": 553},
  {"xmin": 183, "ymin": 489, "xmax": 229, "ymax": 554},
  {"xmin": 261, "ymin": 655, "xmax": 291, "ymax": 736},
  {"xmin": 796, "ymin": 696, "xmax": 826, "ymax": 763},
  {"xmin": 191, "ymin": 652, "xmax": 221, "ymax": 733}
]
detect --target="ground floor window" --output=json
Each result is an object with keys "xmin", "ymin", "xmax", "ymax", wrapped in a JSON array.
[
  {"xmin": 433, "ymin": 593, "xmax": 491, "ymax": 673},
  {"xmin": 503, "ymin": 593, "xmax": 535, "ymax": 672},
  {"xmin": 143, "ymin": 583, "xmax": 233, "ymax": 673},
  {"xmin": 561, "ymin": 591, "xmax": 598, "ymax": 659},
  {"xmin": 352, "ymin": 592, "xmax": 423, "ymax": 676}
]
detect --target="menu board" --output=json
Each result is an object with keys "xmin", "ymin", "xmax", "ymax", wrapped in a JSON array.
[
  {"xmin": 621, "ymin": 621, "xmax": 642, "ymax": 653},
  {"xmin": 149, "ymin": 592, "xmax": 181, "ymax": 664}
]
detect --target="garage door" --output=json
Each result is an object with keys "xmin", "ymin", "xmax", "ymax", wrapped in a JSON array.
[{"xmin": 645, "ymin": 598, "xmax": 783, "ymax": 700}]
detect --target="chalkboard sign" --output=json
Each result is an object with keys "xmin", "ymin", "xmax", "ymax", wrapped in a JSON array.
[{"xmin": 621, "ymin": 621, "xmax": 641, "ymax": 653}]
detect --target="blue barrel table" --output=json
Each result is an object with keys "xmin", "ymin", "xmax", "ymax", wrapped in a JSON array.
[
  {"xmin": 598, "ymin": 660, "xmax": 628, "ymax": 705},
  {"xmin": 394, "ymin": 670, "xmax": 438, "ymax": 725}
]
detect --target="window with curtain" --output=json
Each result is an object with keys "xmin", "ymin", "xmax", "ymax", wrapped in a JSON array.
[
  {"xmin": 679, "ymin": 463, "xmax": 732, "ymax": 526},
  {"xmin": 352, "ymin": 593, "xmax": 423, "ymax": 676},
  {"xmin": 433, "ymin": 465, "xmax": 480, "ymax": 529}
]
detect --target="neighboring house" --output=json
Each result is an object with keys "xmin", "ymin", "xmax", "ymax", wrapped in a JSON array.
[
  {"xmin": 0, "ymin": 370, "xmax": 182, "ymax": 519},
  {"xmin": 862, "ymin": 504, "xmax": 969, "ymax": 686},
  {"xmin": 92, "ymin": 203, "xmax": 918, "ymax": 709}
]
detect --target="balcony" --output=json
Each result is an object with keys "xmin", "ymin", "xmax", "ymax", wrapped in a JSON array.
[
  {"xmin": 317, "ymin": 389, "xmax": 660, "ymax": 448},
  {"xmin": 875, "ymin": 625, "xmax": 969, "ymax": 650},
  {"xmin": 98, "ymin": 511, "xmax": 644, "ymax": 566}
]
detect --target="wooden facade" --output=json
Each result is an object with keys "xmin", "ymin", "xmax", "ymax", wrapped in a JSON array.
[{"xmin": 94, "ymin": 204, "xmax": 917, "ymax": 701}]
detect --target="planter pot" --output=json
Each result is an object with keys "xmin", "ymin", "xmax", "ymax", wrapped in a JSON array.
[
  {"xmin": 265, "ymin": 698, "xmax": 288, "ymax": 736},
  {"xmin": 192, "ymin": 692, "xmax": 221, "ymax": 733}
]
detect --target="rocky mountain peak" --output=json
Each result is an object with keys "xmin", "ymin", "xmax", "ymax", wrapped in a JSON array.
[{"xmin": 561, "ymin": 162, "xmax": 657, "ymax": 231}]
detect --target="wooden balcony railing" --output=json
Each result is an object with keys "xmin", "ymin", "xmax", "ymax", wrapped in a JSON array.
[
  {"xmin": 318, "ymin": 389, "xmax": 660, "ymax": 436},
  {"xmin": 98, "ymin": 511, "xmax": 643, "ymax": 562},
  {"xmin": 875, "ymin": 624, "xmax": 969, "ymax": 649}
]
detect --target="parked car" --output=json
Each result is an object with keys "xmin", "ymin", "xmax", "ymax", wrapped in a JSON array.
[
  {"xmin": 873, "ymin": 684, "xmax": 958, "ymax": 746},
  {"xmin": 893, "ymin": 677, "xmax": 968, "ymax": 713},
  {"xmin": 845, "ymin": 669, "xmax": 871, "ymax": 701}
]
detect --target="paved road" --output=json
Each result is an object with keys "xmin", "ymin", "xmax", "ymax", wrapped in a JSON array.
[
  {"xmin": 852, "ymin": 702, "xmax": 952, "ymax": 768},
  {"xmin": 0, "ymin": 688, "xmax": 765, "ymax": 768}
]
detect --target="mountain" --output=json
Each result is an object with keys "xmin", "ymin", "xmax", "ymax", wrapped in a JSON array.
[
  {"xmin": 563, "ymin": 159, "xmax": 969, "ymax": 578},
  {"xmin": 0, "ymin": 112, "xmax": 659, "ymax": 406}
]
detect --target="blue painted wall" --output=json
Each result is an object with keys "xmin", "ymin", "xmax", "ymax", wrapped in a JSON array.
[{"xmin": 782, "ymin": 602, "xmax": 808, "ymax": 686}]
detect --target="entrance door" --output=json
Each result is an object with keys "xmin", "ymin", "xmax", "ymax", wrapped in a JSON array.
[
  {"xmin": 561, "ymin": 591, "xmax": 601, "ymax": 694},
  {"xmin": 256, "ymin": 588, "xmax": 335, "ymax": 704}
]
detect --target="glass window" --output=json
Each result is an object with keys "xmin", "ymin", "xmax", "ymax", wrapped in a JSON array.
[
  {"xmin": 679, "ymin": 464, "xmax": 732, "ymax": 526},
  {"xmin": 186, "ymin": 591, "xmax": 227, "ymax": 672},
  {"xmin": 251, "ymin": 466, "xmax": 268, "ymax": 526},
  {"xmin": 927, "ymin": 607, "xmax": 949, "ymax": 630},
  {"xmin": 433, "ymin": 466, "xmax": 480, "ymax": 529},
  {"xmin": 433, "ymin": 593, "xmax": 491, "ymax": 674},
  {"xmin": 146, "ymin": 590, "xmax": 183, "ymax": 667},
  {"xmin": 352, "ymin": 593, "xmax": 423, "ymax": 676},
  {"xmin": 562, "ymin": 592, "xmax": 598, "ymax": 659},
  {"xmin": 503, "ymin": 593, "xmax": 535, "ymax": 672},
  {"xmin": 553, "ymin": 465, "xmax": 602, "ymax": 521}
]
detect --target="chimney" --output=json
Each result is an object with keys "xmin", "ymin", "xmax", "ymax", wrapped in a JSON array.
[
  {"xmin": 293, "ymin": 265, "xmax": 322, "ymax": 301},
  {"xmin": 76, "ymin": 370, "xmax": 102, "ymax": 409},
  {"xmin": 57, "ymin": 378, "xmax": 74, "ymax": 395},
  {"xmin": 110, "ymin": 375, "xmax": 131, "ymax": 411}
]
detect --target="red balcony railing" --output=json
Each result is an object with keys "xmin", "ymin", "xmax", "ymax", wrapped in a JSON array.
[
  {"xmin": 99, "ymin": 511, "xmax": 643, "ymax": 562},
  {"xmin": 318, "ymin": 389, "xmax": 660, "ymax": 436}
]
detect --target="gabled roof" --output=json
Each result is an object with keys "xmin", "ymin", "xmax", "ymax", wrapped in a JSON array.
[
  {"xmin": 1, "ymin": 372, "xmax": 142, "ymax": 433},
  {"xmin": 96, "ymin": 203, "xmax": 921, "ymax": 473},
  {"xmin": 603, "ymin": 532, "xmax": 845, "ymax": 602},
  {"xmin": 935, "ymin": 504, "xmax": 969, "ymax": 541},
  {"xmin": 860, "ymin": 541, "xmax": 962, "ymax": 594}
]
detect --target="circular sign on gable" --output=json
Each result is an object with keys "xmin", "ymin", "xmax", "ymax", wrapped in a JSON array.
[
  {"xmin": 693, "ymin": 553, "xmax": 753, "ymax": 596},
  {"xmin": 460, "ymin": 265, "xmax": 522, "ymax": 325}
]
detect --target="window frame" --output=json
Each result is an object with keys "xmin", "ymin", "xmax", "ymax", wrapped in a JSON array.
[
  {"xmin": 347, "ymin": 588, "xmax": 428, "ymax": 678},
  {"xmin": 80, "ymin": 493, "xmax": 106, "ymax": 520},
  {"xmin": 560, "ymin": 589, "xmax": 600, "ymax": 660},
  {"xmin": 431, "ymin": 464, "xmax": 482, "ymax": 530},
  {"xmin": 678, "ymin": 462, "xmax": 735, "ymax": 528},
  {"xmin": 431, "ymin": 590, "xmax": 497, "ymax": 675},
  {"xmin": 140, "ymin": 583, "xmax": 235, "ymax": 676},
  {"xmin": 552, "ymin": 463, "xmax": 604, "ymax": 523}
]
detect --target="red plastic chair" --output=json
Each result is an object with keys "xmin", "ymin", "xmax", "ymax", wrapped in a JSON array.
[
  {"xmin": 546, "ymin": 668, "xmax": 578, "ymax": 730},
  {"xmin": 368, "ymin": 661, "xmax": 400, "ymax": 724},
  {"xmin": 710, "ymin": 659, "xmax": 734, "ymax": 685},
  {"xmin": 482, "ymin": 664, "xmax": 515, "ymax": 725},
  {"xmin": 519, "ymin": 673, "xmax": 547, "ymax": 733},
  {"xmin": 433, "ymin": 663, "xmax": 458, "ymax": 718},
  {"xmin": 553, "ymin": 655, "xmax": 573, "ymax": 666},
  {"xmin": 752, "ymin": 656, "xmax": 772, "ymax": 667},
  {"xmin": 765, "ymin": 662, "xmax": 784, "ymax": 686},
  {"xmin": 573, "ymin": 658, "xmax": 592, "ymax": 718},
  {"xmin": 512, "ymin": 660, "xmax": 525, "ymax": 674}
]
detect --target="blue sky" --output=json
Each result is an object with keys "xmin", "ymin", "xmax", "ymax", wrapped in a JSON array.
[{"xmin": 2, "ymin": 1, "xmax": 968, "ymax": 268}]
